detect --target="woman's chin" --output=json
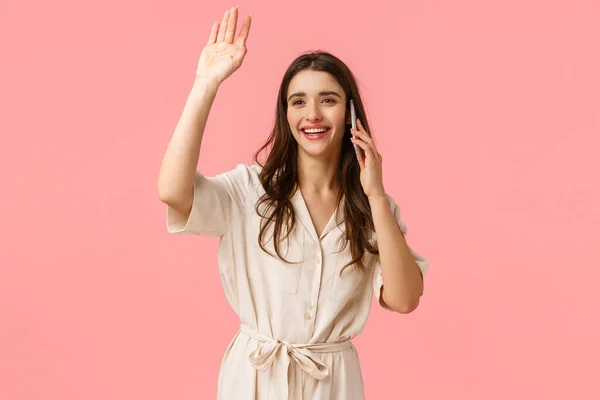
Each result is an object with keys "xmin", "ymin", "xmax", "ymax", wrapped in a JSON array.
[{"xmin": 298, "ymin": 143, "xmax": 337, "ymax": 159}]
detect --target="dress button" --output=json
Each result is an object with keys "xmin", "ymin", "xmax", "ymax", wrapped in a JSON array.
[
  {"xmin": 307, "ymin": 304, "xmax": 313, "ymax": 310},
  {"xmin": 305, "ymin": 313, "xmax": 312, "ymax": 320}
]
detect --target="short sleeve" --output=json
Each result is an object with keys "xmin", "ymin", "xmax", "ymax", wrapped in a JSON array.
[
  {"xmin": 166, "ymin": 163, "xmax": 252, "ymax": 237},
  {"xmin": 372, "ymin": 195, "xmax": 429, "ymax": 311}
]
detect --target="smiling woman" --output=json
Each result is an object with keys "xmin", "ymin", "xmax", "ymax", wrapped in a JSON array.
[
  {"xmin": 157, "ymin": 6, "xmax": 429, "ymax": 400},
  {"xmin": 254, "ymin": 56, "xmax": 378, "ymax": 274}
]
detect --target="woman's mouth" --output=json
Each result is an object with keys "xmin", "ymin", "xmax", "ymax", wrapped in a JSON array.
[{"xmin": 301, "ymin": 127, "xmax": 331, "ymax": 140}]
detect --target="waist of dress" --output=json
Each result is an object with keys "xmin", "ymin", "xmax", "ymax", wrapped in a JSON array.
[
  {"xmin": 240, "ymin": 324, "xmax": 353, "ymax": 354},
  {"xmin": 239, "ymin": 324, "xmax": 354, "ymax": 399}
]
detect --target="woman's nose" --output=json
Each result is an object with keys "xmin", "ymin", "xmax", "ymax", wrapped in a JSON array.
[{"xmin": 305, "ymin": 104, "xmax": 323, "ymax": 121}]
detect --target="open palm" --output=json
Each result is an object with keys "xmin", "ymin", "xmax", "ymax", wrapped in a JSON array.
[{"xmin": 196, "ymin": 7, "xmax": 252, "ymax": 85}]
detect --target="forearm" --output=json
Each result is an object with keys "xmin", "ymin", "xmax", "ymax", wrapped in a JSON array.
[
  {"xmin": 157, "ymin": 78, "xmax": 220, "ymax": 203},
  {"xmin": 369, "ymin": 194, "xmax": 423, "ymax": 313}
]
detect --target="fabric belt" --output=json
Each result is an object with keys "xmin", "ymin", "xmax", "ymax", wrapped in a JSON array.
[{"xmin": 239, "ymin": 324, "xmax": 353, "ymax": 400}]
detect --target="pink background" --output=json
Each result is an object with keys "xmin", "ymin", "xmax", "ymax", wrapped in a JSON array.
[{"xmin": 1, "ymin": 0, "xmax": 599, "ymax": 399}]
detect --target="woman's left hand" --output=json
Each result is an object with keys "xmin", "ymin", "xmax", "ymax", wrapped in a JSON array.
[{"xmin": 350, "ymin": 119, "xmax": 386, "ymax": 199}]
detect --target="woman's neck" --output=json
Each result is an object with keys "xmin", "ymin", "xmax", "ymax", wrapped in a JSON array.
[{"xmin": 296, "ymin": 154, "xmax": 341, "ymax": 196}]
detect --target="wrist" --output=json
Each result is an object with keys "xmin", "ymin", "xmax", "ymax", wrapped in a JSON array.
[
  {"xmin": 367, "ymin": 192, "xmax": 387, "ymax": 204},
  {"xmin": 192, "ymin": 77, "xmax": 221, "ymax": 93},
  {"xmin": 188, "ymin": 78, "xmax": 220, "ymax": 103}
]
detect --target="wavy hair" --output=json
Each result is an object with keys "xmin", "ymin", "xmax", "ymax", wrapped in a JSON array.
[{"xmin": 253, "ymin": 50, "xmax": 378, "ymax": 272}]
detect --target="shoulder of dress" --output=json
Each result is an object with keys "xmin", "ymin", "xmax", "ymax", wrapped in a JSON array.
[
  {"xmin": 219, "ymin": 163, "xmax": 261, "ymax": 181},
  {"xmin": 229, "ymin": 162, "xmax": 262, "ymax": 176},
  {"xmin": 223, "ymin": 163, "xmax": 264, "ymax": 200},
  {"xmin": 381, "ymin": 192, "xmax": 397, "ymax": 210}
]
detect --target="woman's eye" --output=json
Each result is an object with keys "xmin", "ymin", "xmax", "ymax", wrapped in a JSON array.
[{"xmin": 292, "ymin": 98, "xmax": 336, "ymax": 106}]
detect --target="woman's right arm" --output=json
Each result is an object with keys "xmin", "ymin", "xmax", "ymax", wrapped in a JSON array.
[
  {"xmin": 157, "ymin": 78, "xmax": 219, "ymax": 220},
  {"xmin": 156, "ymin": 6, "xmax": 251, "ymax": 224}
]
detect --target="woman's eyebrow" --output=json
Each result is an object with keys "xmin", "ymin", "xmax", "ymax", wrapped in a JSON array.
[{"xmin": 287, "ymin": 91, "xmax": 342, "ymax": 102}]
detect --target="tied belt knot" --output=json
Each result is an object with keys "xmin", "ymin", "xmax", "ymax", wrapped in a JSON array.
[{"xmin": 239, "ymin": 324, "xmax": 354, "ymax": 400}]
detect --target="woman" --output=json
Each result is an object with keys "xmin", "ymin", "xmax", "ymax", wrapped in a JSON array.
[{"xmin": 157, "ymin": 6, "xmax": 429, "ymax": 400}]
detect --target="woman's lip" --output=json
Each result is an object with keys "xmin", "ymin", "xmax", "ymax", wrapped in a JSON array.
[{"xmin": 302, "ymin": 128, "xmax": 331, "ymax": 140}]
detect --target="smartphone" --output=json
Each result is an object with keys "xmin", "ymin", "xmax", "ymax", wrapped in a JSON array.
[{"xmin": 349, "ymin": 100, "xmax": 363, "ymax": 160}]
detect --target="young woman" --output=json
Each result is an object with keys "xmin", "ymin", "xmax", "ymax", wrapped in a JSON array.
[{"xmin": 157, "ymin": 6, "xmax": 429, "ymax": 400}]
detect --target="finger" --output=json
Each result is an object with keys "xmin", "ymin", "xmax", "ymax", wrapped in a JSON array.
[
  {"xmin": 224, "ymin": 6, "xmax": 238, "ymax": 43},
  {"xmin": 355, "ymin": 119, "xmax": 379, "ymax": 154},
  {"xmin": 351, "ymin": 129, "xmax": 374, "ymax": 145},
  {"xmin": 357, "ymin": 119, "xmax": 370, "ymax": 136},
  {"xmin": 353, "ymin": 144, "xmax": 366, "ymax": 168},
  {"xmin": 355, "ymin": 120, "xmax": 372, "ymax": 142},
  {"xmin": 351, "ymin": 138, "xmax": 377, "ymax": 165},
  {"xmin": 235, "ymin": 14, "xmax": 252, "ymax": 47},
  {"xmin": 216, "ymin": 9, "xmax": 230, "ymax": 42},
  {"xmin": 207, "ymin": 21, "xmax": 219, "ymax": 45},
  {"xmin": 351, "ymin": 130, "xmax": 377, "ymax": 156},
  {"xmin": 358, "ymin": 150, "xmax": 366, "ymax": 169}
]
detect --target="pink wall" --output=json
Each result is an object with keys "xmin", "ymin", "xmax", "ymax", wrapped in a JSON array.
[{"xmin": 1, "ymin": 0, "xmax": 599, "ymax": 399}]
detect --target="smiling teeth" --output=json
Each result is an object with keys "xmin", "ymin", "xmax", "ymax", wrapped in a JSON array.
[{"xmin": 304, "ymin": 128, "xmax": 328, "ymax": 134}]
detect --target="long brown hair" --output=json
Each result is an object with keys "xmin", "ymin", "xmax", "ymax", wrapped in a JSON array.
[{"xmin": 253, "ymin": 50, "xmax": 378, "ymax": 272}]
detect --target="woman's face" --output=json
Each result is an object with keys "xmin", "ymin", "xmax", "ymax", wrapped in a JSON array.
[{"xmin": 286, "ymin": 70, "xmax": 349, "ymax": 159}]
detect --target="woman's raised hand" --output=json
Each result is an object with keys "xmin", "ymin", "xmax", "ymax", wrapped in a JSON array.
[{"xmin": 195, "ymin": 6, "xmax": 252, "ymax": 85}]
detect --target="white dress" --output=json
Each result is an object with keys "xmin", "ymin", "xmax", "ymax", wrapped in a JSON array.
[{"xmin": 166, "ymin": 163, "xmax": 429, "ymax": 399}]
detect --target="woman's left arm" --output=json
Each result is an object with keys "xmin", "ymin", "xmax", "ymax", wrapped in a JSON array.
[
  {"xmin": 350, "ymin": 119, "xmax": 424, "ymax": 314},
  {"xmin": 368, "ymin": 195, "xmax": 423, "ymax": 313}
]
